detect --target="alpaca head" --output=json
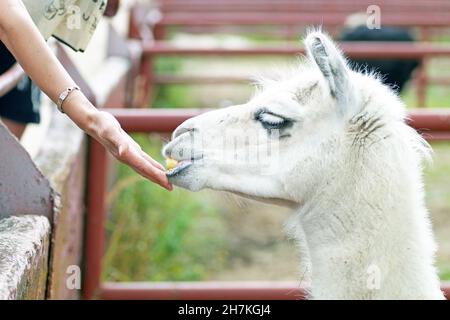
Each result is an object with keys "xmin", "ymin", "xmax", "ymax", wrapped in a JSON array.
[{"xmin": 163, "ymin": 32, "xmax": 386, "ymax": 205}]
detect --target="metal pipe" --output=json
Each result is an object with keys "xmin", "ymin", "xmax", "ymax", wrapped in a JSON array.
[
  {"xmin": 154, "ymin": 75, "xmax": 250, "ymax": 84},
  {"xmin": 83, "ymin": 139, "xmax": 109, "ymax": 300},
  {"xmin": 152, "ymin": 75, "xmax": 450, "ymax": 87},
  {"xmin": 155, "ymin": 12, "xmax": 450, "ymax": 28},
  {"xmin": 406, "ymin": 110, "xmax": 450, "ymax": 132},
  {"xmin": 143, "ymin": 42, "xmax": 450, "ymax": 59},
  {"xmin": 152, "ymin": 74, "xmax": 450, "ymax": 87},
  {"xmin": 100, "ymin": 281, "xmax": 450, "ymax": 300},
  {"xmin": 100, "ymin": 281, "xmax": 307, "ymax": 300},
  {"xmin": 104, "ymin": 108, "xmax": 205, "ymax": 132},
  {"xmin": 103, "ymin": 108, "xmax": 450, "ymax": 139},
  {"xmin": 160, "ymin": 4, "xmax": 450, "ymax": 13},
  {"xmin": 158, "ymin": 0, "xmax": 450, "ymax": 6}
]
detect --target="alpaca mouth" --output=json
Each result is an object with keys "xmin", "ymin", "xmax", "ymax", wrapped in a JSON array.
[{"xmin": 165, "ymin": 160, "xmax": 193, "ymax": 178}]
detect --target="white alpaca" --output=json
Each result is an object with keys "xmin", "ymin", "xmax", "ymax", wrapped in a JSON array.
[{"xmin": 163, "ymin": 32, "xmax": 444, "ymax": 299}]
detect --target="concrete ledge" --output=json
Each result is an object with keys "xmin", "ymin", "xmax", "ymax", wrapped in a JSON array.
[
  {"xmin": 0, "ymin": 215, "xmax": 51, "ymax": 300},
  {"xmin": 33, "ymin": 110, "xmax": 86, "ymax": 300},
  {"xmin": 0, "ymin": 122, "xmax": 55, "ymax": 220}
]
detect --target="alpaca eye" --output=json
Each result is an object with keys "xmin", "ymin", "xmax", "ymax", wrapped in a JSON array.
[{"xmin": 256, "ymin": 111, "xmax": 288, "ymax": 129}]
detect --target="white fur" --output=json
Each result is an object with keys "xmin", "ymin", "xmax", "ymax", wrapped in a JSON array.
[{"xmin": 163, "ymin": 32, "xmax": 444, "ymax": 299}]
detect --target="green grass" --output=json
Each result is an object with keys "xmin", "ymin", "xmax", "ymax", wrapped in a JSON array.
[
  {"xmin": 402, "ymin": 83, "xmax": 450, "ymax": 108},
  {"xmin": 153, "ymin": 84, "xmax": 198, "ymax": 108},
  {"xmin": 152, "ymin": 57, "xmax": 197, "ymax": 108},
  {"xmin": 103, "ymin": 135, "xmax": 228, "ymax": 282},
  {"xmin": 425, "ymin": 142, "xmax": 450, "ymax": 280},
  {"xmin": 440, "ymin": 267, "xmax": 450, "ymax": 281}
]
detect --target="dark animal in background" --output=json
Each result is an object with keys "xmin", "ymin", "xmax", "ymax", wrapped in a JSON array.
[{"xmin": 341, "ymin": 26, "xmax": 420, "ymax": 93}]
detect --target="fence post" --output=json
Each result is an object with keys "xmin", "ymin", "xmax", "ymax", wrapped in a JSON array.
[{"xmin": 83, "ymin": 140, "xmax": 109, "ymax": 299}]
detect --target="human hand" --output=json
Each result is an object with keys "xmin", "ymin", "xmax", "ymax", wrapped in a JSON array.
[{"xmin": 86, "ymin": 110, "xmax": 172, "ymax": 190}]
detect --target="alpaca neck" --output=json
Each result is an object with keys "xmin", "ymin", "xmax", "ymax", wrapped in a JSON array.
[{"xmin": 296, "ymin": 150, "xmax": 443, "ymax": 299}]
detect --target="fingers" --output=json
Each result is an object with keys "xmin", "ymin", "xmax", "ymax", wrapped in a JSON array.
[
  {"xmin": 123, "ymin": 129, "xmax": 166, "ymax": 171},
  {"xmin": 96, "ymin": 121, "xmax": 173, "ymax": 190},
  {"xmin": 140, "ymin": 150, "xmax": 166, "ymax": 171},
  {"xmin": 119, "ymin": 143, "xmax": 172, "ymax": 191},
  {"xmin": 140, "ymin": 162, "xmax": 173, "ymax": 191},
  {"xmin": 135, "ymin": 163, "xmax": 173, "ymax": 191}
]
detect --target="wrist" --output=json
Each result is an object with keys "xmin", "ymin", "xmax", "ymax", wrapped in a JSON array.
[
  {"xmin": 62, "ymin": 89, "xmax": 99, "ymax": 134},
  {"xmin": 56, "ymin": 86, "xmax": 80, "ymax": 113},
  {"xmin": 83, "ymin": 108, "xmax": 103, "ymax": 137}
]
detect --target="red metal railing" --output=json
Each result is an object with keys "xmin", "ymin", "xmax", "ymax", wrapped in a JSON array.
[
  {"xmin": 153, "ymin": 12, "xmax": 450, "ymax": 29},
  {"xmin": 130, "ymin": 0, "xmax": 450, "ymax": 108},
  {"xmin": 84, "ymin": 108, "xmax": 450, "ymax": 300},
  {"xmin": 100, "ymin": 281, "xmax": 307, "ymax": 300},
  {"xmin": 139, "ymin": 42, "xmax": 450, "ymax": 108},
  {"xmin": 158, "ymin": 0, "xmax": 450, "ymax": 11},
  {"xmin": 158, "ymin": 1, "xmax": 450, "ymax": 13},
  {"xmin": 133, "ymin": 0, "xmax": 450, "ymax": 107},
  {"xmin": 150, "ymin": 0, "xmax": 450, "ymax": 41},
  {"xmin": 143, "ymin": 42, "xmax": 450, "ymax": 58}
]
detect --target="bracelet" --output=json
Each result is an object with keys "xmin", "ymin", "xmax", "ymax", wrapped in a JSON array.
[{"xmin": 56, "ymin": 86, "xmax": 80, "ymax": 113}]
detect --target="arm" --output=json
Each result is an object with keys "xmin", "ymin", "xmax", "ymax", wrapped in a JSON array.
[{"xmin": 0, "ymin": 0, "xmax": 171, "ymax": 190}]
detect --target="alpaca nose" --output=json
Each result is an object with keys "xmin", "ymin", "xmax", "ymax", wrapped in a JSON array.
[
  {"xmin": 172, "ymin": 121, "xmax": 197, "ymax": 140},
  {"xmin": 164, "ymin": 121, "xmax": 198, "ymax": 159}
]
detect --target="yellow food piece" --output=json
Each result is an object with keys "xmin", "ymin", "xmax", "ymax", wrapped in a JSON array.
[{"xmin": 165, "ymin": 158, "xmax": 178, "ymax": 170}]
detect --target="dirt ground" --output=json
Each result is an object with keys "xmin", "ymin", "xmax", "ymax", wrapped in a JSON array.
[{"xmin": 208, "ymin": 194, "xmax": 299, "ymax": 281}]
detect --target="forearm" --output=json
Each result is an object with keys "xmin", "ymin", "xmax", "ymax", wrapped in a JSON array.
[{"xmin": 0, "ymin": 0, "xmax": 96, "ymax": 131}]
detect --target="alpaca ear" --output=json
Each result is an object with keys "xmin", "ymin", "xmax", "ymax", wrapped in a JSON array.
[{"xmin": 305, "ymin": 32, "xmax": 355, "ymax": 110}]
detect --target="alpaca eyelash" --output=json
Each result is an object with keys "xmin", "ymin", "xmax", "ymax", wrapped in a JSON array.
[
  {"xmin": 259, "ymin": 113, "xmax": 285, "ymax": 125},
  {"xmin": 254, "ymin": 109, "xmax": 293, "ymax": 130}
]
